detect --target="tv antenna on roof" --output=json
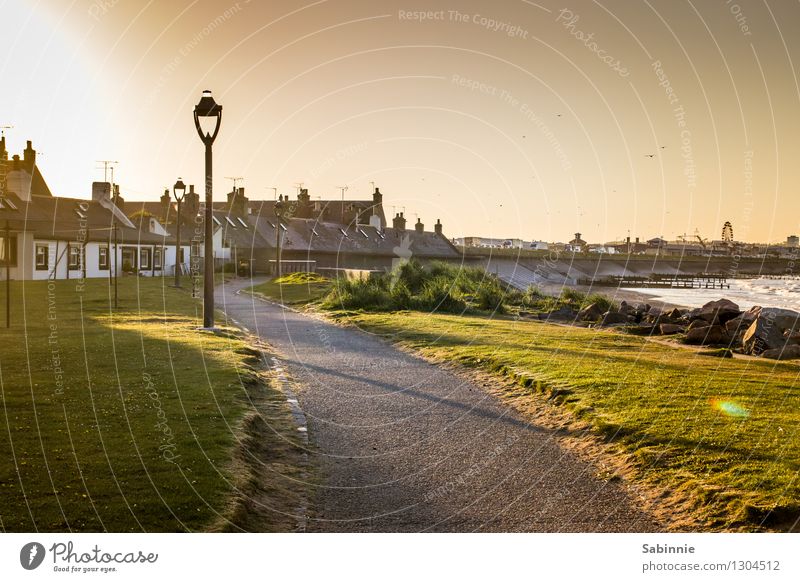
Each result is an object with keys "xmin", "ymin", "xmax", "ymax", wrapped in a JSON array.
[
  {"xmin": 294, "ymin": 182, "xmax": 304, "ymax": 195},
  {"xmin": 225, "ymin": 176, "xmax": 243, "ymax": 191},
  {"xmin": 269, "ymin": 187, "xmax": 278, "ymax": 200},
  {"xmin": 0, "ymin": 125, "xmax": 12, "ymax": 137},
  {"xmin": 96, "ymin": 160, "xmax": 118, "ymax": 183},
  {"xmin": 337, "ymin": 185, "xmax": 348, "ymax": 221}
]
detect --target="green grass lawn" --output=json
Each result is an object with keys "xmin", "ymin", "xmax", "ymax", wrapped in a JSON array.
[
  {"xmin": 247, "ymin": 272, "xmax": 331, "ymax": 305},
  {"xmin": 334, "ymin": 310, "xmax": 800, "ymax": 531},
  {"xmin": 0, "ymin": 276, "xmax": 306, "ymax": 532}
]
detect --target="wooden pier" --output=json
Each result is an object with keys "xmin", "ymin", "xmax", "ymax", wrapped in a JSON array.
[{"xmin": 579, "ymin": 273, "xmax": 730, "ymax": 289}]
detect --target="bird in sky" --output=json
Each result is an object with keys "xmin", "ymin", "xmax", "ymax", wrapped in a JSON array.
[{"xmin": 645, "ymin": 154, "xmax": 655, "ymax": 158}]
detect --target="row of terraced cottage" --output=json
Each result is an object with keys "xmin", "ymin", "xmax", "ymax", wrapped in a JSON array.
[{"xmin": 0, "ymin": 139, "xmax": 458, "ymax": 281}]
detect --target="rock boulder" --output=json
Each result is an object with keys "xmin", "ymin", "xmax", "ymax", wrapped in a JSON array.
[
  {"xmin": 684, "ymin": 325, "xmax": 730, "ymax": 345},
  {"xmin": 659, "ymin": 323, "xmax": 684, "ymax": 335},
  {"xmin": 742, "ymin": 315, "xmax": 786, "ymax": 355},
  {"xmin": 578, "ymin": 303, "xmax": 603, "ymax": 321},
  {"xmin": 689, "ymin": 299, "xmax": 741, "ymax": 323},
  {"xmin": 761, "ymin": 344, "xmax": 800, "ymax": 360},
  {"xmin": 601, "ymin": 311, "xmax": 630, "ymax": 325}
]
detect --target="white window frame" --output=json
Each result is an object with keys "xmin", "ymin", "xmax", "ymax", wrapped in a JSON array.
[
  {"xmin": 35, "ymin": 244, "xmax": 49, "ymax": 270},
  {"xmin": 140, "ymin": 248, "xmax": 151, "ymax": 270}
]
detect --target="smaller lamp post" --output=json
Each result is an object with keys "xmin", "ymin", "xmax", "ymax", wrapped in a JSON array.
[
  {"xmin": 274, "ymin": 194, "xmax": 285, "ymax": 278},
  {"xmin": 172, "ymin": 178, "xmax": 186, "ymax": 288}
]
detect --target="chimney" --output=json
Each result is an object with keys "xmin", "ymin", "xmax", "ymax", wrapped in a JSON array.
[
  {"xmin": 160, "ymin": 188, "xmax": 172, "ymax": 218},
  {"xmin": 434, "ymin": 219, "xmax": 443, "ymax": 235},
  {"xmin": 372, "ymin": 186, "xmax": 382, "ymax": 205},
  {"xmin": 296, "ymin": 188, "xmax": 311, "ymax": 218},
  {"xmin": 184, "ymin": 184, "xmax": 199, "ymax": 216},
  {"xmin": 23, "ymin": 140, "xmax": 36, "ymax": 167},
  {"xmin": 635, "ymin": 237, "xmax": 640, "ymax": 243},
  {"xmin": 92, "ymin": 181, "xmax": 111, "ymax": 201},
  {"xmin": 0, "ymin": 133, "xmax": 7, "ymax": 161},
  {"xmin": 415, "ymin": 217, "xmax": 424, "ymax": 233},
  {"xmin": 226, "ymin": 187, "xmax": 248, "ymax": 215},
  {"xmin": 626, "ymin": 236, "xmax": 630, "ymax": 244},
  {"xmin": 392, "ymin": 212, "xmax": 406, "ymax": 231}
]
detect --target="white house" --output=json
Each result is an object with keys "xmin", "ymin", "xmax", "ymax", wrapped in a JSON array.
[{"xmin": 0, "ymin": 140, "xmax": 190, "ymax": 281}]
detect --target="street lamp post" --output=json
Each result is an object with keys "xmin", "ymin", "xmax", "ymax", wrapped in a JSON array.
[
  {"xmin": 274, "ymin": 194, "xmax": 285, "ymax": 278},
  {"xmin": 172, "ymin": 178, "xmax": 186, "ymax": 288},
  {"xmin": 193, "ymin": 90, "xmax": 222, "ymax": 329},
  {"xmin": 5, "ymin": 219, "xmax": 10, "ymax": 328}
]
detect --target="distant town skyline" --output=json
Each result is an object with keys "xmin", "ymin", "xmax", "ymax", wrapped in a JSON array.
[{"xmin": 2, "ymin": 0, "xmax": 799, "ymax": 242}]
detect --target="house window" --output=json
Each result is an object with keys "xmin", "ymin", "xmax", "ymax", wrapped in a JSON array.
[
  {"xmin": 0, "ymin": 234, "xmax": 17, "ymax": 267},
  {"xmin": 35, "ymin": 244, "xmax": 49, "ymax": 270},
  {"xmin": 154, "ymin": 248, "xmax": 163, "ymax": 269},
  {"xmin": 140, "ymin": 248, "xmax": 151, "ymax": 270},
  {"xmin": 121, "ymin": 248, "xmax": 136, "ymax": 272},
  {"xmin": 99, "ymin": 246, "xmax": 109, "ymax": 270},
  {"xmin": 68, "ymin": 244, "xmax": 83, "ymax": 269}
]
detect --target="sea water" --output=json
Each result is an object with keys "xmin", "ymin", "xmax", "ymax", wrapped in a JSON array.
[{"xmin": 623, "ymin": 277, "xmax": 800, "ymax": 310}]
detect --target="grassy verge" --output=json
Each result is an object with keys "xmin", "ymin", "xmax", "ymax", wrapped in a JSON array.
[
  {"xmin": 0, "ymin": 277, "xmax": 308, "ymax": 532},
  {"xmin": 245, "ymin": 263, "xmax": 614, "ymax": 315},
  {"xmin": 330, "ymin": 310, "xmax": 800, "ymax": 531},
  {"xmin": 248, "ymin": 272, "xmax": 331, "ymax": 306}
]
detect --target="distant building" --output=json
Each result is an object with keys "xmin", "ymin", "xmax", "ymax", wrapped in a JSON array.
[
  {"xmin": 788, "ymin": 235, "xmax": 799, "ymax": 247},
  {"xmin": 461, "ymin": 236, "xmax": 524, "ymax": 248},
  {"xmin": 566, "ymin": 232, "xmax": 586, "ymax": 252}
]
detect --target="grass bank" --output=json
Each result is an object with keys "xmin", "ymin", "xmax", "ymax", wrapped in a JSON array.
[
  {"xmin": 330, "ymin": 310, "xmax": 800, "ymax": 531},
  {"xmin": 248, "ymin": 272, "xmax": 331, "ymax": 305},
  {"xmin": 0, "ymin": 277, "xmax": 308, "ymax": 532},
  {"xmin": 247, "ymin": 262, "xmax": 614, "ymax": 315}
]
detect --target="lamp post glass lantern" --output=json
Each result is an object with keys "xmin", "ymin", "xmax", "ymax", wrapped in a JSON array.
[
  {"xmin": 193, "ymin": 90, "xmax": 222, "ymax": 329},
  {"xmin": 172, "ymin": 178, "xmax": 186, "ymax": 288}
]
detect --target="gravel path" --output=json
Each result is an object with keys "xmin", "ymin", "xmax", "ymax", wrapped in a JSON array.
[{"xmin": 218, "ymin": 279, "xmax": 660, "ymax": 532}]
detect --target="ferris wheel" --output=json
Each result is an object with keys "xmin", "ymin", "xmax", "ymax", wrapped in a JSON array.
[{"xmin": 722, "ymin": 221, "xmax": 734, "ymax": 243}]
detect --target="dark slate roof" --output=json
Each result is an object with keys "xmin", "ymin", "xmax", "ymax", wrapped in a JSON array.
[
  {"xmin": 210, "ymin": 209, "xmax": 270, "ymax": 249},
  {"xmin": 213, "ymin": 196, "xmax": 387, "ymax": 228},
  {"xmin": 245, "ymin": 216, "xmax": 459, "ymax": 258},
  {"xmin": 3, "ymin": 194, "xmax": 177, "ymax": 244}
]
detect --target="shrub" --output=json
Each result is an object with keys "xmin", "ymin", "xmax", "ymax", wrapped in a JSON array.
[
  {"xmin": 476, "ymin": 283, "xmax": 506, "ymax": 313},
  {"xmin": 320, "ymin": 277, "xmax": 391, "ymax": 311},
  {"xmin": 560, "ymin": 288, "xmax": 587, "ymax": 305},
  {"xmin": 390, "ymin": 280, "xmax": 413, "ymax": 310},
  {"xmin": 417, "ymin": 276, "xmax": 466, "ymax": 313},
  {"xmin": 319, "ymin": 260, "xmax": 511, "ymax": 314},
  {"xmin": 395, "ymin": 260, "xmax": 426, "ymax": 293},
  {"xmin": 582, "ymin": 293, "xmax": 616, "ymax": 313}
]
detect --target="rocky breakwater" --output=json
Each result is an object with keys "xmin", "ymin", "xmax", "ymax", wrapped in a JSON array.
[{"xmin": 545, "ymin": 298, "xmax": 800, "ymax": 360}]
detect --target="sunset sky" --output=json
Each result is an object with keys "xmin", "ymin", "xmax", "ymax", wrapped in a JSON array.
[{"xmin": 2, "ymin": 0, "xmax": 799, "ymax": 243}]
